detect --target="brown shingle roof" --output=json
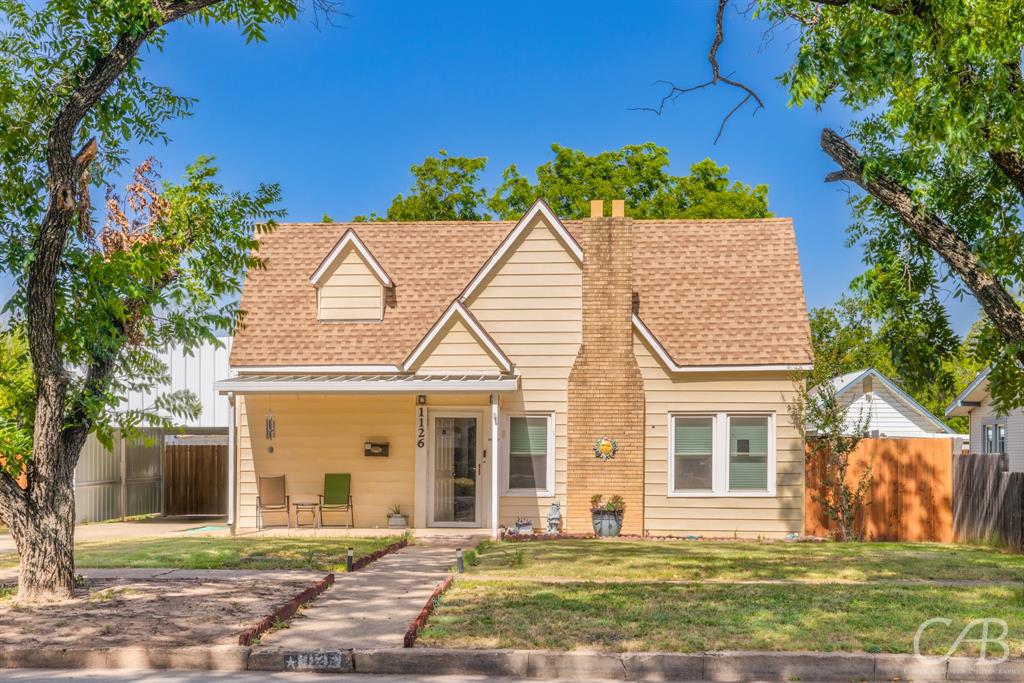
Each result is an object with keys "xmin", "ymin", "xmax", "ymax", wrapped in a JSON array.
[{"xmin": 230, "ymin": 217, "xmax": 811, "ymax": 368}]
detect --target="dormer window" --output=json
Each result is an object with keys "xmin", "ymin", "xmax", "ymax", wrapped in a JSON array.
[{"xmin": 309, "ymin": 229, "xmax": 393, "ymax": 322}]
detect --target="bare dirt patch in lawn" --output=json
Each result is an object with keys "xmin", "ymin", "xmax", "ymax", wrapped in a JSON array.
[{"xmin": 0, "ymin": 575, "xmax": 318, "ymax": 648}]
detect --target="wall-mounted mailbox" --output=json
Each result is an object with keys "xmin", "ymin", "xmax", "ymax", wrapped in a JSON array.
[{"xmin": 364, "ymin": 442, "xmax": 389, "ymax": 457}]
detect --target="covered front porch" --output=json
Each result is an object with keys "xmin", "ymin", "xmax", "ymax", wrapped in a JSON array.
[{"xmin": 216, "ymin": 373, "xmax": 519, "ymax": 536}]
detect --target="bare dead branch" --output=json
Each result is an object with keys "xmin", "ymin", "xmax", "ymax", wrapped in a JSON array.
[{"xmin": 632, "ymin": 0, "xmax": 764, "ymax": 143}]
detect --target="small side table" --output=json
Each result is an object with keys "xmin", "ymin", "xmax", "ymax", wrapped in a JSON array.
[{"xmin": 293, "ymin": 501, "xmax": 321, "ymax": 529}]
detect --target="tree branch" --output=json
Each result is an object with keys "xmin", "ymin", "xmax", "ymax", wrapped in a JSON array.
[
  {"xmin": 633, "ymin": 0, "xmax": 764, "ymax": 143},
  {"xmin": 820, "ymin": 128, "xmax": 1024, "ymax": 364},
  {"xmin": 989, "ymin": 149, "xmax": 1024, "ymax": 199}
]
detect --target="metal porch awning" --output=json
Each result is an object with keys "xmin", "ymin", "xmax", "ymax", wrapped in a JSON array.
[{"xmin": 214, "ymin": 372, "xmax": 519, "ymax": 395}]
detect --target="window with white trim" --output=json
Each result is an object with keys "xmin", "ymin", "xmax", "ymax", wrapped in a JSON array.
[
  {"xmin": 504, "ymin": 414, "xmax": 554, "ymax": 496},
  {"xmin": 983, "ymin": 423, "xmax": 1006, "ymax": 454},
  {"xmin": 669, "ymin": 413, "xmax": 775, "ymax": 496}
]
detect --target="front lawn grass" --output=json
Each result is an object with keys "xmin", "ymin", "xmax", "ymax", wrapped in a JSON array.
[
  {"xmin": 0, "ymin": 535, "xmax": 404, "ymax": 572},
  {"xmin": 467, "ymin": 539, "xmax": 1024, "ymax": 582},
  {"xmin": 419, "ymin": 579, "xmax": 1024, "ymax": 655}
]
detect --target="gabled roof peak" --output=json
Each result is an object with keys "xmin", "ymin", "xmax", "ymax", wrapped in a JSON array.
[{"xmin": 309, "ymin": 228, "xmax": 393, "ymax": 288}]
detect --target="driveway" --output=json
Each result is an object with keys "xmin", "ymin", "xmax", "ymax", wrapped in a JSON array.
[{"xmin": 0, "ymin": 516, "xmax": 227, "ymax": 555}]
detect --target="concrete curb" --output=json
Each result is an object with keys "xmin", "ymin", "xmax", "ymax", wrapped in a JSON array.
[
  {"xmin": 3, "ymin": 644, "xmax": 1021, "ymax": 680},
  {"xmin": 0, "ymin": 645, "xmax": 250, "ymax": 671}
]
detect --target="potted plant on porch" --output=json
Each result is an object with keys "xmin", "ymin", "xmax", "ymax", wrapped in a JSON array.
[
  {"xmin": 387, "ymin": 504, "xmax": 409, "ymax": 529},
  {"xmin": 590, "ymin": 494, "xmax": 625, "ymax": 537}
]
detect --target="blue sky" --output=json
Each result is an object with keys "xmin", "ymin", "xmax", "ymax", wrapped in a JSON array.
[{"xmin": 2, "ymin": 0, "xmax": 979, "ymax": 332}]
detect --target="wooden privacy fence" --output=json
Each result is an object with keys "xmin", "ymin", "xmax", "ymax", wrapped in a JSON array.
[
  {"xmin": 953, "ymin": 453, "xmax": 1024, "ymax": 552},
  {"xmin": 164, "ymin": 444, "xmax": 228, "ymax": 516},
  {"xmin": 805, "ymin": 437, "xmax": 953, "ymax": 542}
]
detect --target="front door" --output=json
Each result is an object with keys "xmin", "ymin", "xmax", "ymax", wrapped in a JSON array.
[{"xmin": 429, "ymin": 413, "xmax": 481, "ymax": 526}]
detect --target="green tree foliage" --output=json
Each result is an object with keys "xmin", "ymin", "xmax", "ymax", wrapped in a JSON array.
[
  {"xmin": 756, "ymin": 0, "xmax": 1024, "ymax": 410},
  {"xmin": 490, "ymin": 144, "xmax": 770, "ymax": 220},
  {"xmin": 809, "ymin": 294, "xmax": 985, "ymax": 433},
  {"xmin": 357, "ymin": 144, "xmax": 770, "ymax": 221},
  {"xmin": 789, "ymin": 366, "xmax": 872, "ymax": 542},
  {"xmin": 0, "ymin": 0, "xmax": 316, "ymax": 603},
  {"xmin": 356, "ymin": 151, "xmax": 488, "ymax": 221},
  {"xmin": 0, "ymin": 328, "xmax": 34, "ymax": 476}
]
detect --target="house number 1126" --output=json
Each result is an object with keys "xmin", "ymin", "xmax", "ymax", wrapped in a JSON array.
[{"xmin": 417, "ymin": 407, "xmax": 425, "ymax": 449}]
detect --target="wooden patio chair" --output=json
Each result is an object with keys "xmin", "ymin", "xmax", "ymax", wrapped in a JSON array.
[
  {"xmin": 257, "ymin": 475, "xmax": 290, "ymax": 530},
  {"xmin": 319, "ymin": 473, "xmax": 354, "ymax": 528}
]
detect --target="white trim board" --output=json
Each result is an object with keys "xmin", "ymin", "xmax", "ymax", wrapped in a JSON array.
[
  {"xmin": 309, "ymin": 228, "xmax": 393, "ymax": 288},
  {"xmin": 403, "ymin": 301, "xmax": 513, "ymax": 374},
  {"xmin": 632, "ymin": 314, "xmax": 813, "ymax": 373},
  {"xmin": 459, "ymin": 198, "xmax": 583, "ymax": 303}
]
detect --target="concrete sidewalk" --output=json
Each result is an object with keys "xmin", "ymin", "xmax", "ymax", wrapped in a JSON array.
[
  {"xmin": 259, "ymin": 538, "xmax": 477, "ymax": 651},
  {"xmin": 0, "ymin": 516, "xmax": 228, "ymax": 555}
]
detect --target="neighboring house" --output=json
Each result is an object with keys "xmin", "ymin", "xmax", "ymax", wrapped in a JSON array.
[
  {"xmin": 75, "ymin": 337, "xmax": 233, "ymax": 522},
  {"xmin": 817, "ymin": 368, "xmax": 956, "ymax": 438},
  {"xmin": 947, "ymin": 367, "xmax": 1024, "ymax": 471},
  {"xmin": 215, "ymin": 199, "xmax": 813, "ymax": 537}
]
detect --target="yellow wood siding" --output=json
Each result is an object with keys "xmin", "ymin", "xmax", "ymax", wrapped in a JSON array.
[
  {"xmin": 317, "ymin": 247, "xmax": 383, "ymax": 321},
  {"xmin": 236, "ymin": 394, "xmax": 415, "ymax": 529},
  {"xmin": 636, "ymin": 336, "xmax": 804, "ymax": 538},
  {"xmin": 416, "ymin": 319, "xmax": 502, "ymax": 372},
  {"xmin": 467, "ymin": 219, "xmax": 582, "ymax": 526}
]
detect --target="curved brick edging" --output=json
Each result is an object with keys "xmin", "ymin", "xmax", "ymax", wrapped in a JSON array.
[
  {"xmin": 352, "ymin": 537, "xmax": 409, "ymax": 571},
  {"xmin": 402, "ymin": 575, "xmax": 454, "ymax": 648},
  {"xmin": 238, "ymin": 573, "xmax": 335, "ymax": 646},
  {"xmin": 237, "ymin": 537, "xmax": 410, "ymax": 646}
]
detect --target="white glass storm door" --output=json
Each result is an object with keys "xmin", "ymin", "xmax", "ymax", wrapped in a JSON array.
[{"xmin": 429, "ymin": 413, "xmax": 481, "ymax": 527}]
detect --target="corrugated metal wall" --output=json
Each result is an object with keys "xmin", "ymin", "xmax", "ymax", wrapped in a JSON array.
[
  {"xmin": 75, "ymin": 430, "xmax": 164, "ymax": 522},
  {"xmin": 122, "ymin": 337, "xmax": 232, "ymax": 428}
]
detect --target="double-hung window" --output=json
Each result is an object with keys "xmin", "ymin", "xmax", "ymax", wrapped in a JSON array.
[
  {"xmin": 983, "ymin": 423, "xmax": 1006, "ymax": 454},
  {"xmin": 669, "ymin": 413, "xmax": 775, "ymax": 496},
  {"xmin": 504, "ymin": 413, "xmax": 555, "ymax": 496}
]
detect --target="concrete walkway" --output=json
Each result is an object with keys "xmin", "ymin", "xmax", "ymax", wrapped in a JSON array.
[
  {"xmin": 0, "ymin": 517, "xmax": 228, "ymax": 555},
  {"xmin": 260, "ymin": 538, "xmax": 479, "ymax": 651}
]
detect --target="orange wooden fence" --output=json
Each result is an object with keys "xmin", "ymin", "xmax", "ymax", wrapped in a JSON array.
[
  {"xmin": 0, "ymin": 454, "xmax": 29, "ymax": 490},
  {"xmin": 805, "ymin": 437, "xmax": 953, "ymax": 542}
]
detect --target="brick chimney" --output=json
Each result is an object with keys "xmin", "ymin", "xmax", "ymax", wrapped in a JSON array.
[{"xmin": 565, "ymin": 199, "xmax": 646, "ymax": 534}]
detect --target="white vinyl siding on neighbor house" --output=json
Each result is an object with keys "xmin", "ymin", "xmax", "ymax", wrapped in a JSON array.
[
  {"xmin": 838, "ymin": 382, "xmax": 945, "ymax": 437},
  {"xmin": 967, "ymin": 399, "xmax": 1024, "ymax": 472},
  {"xmin": 637, "ymin": 335, "xmax": 802, "ymax": 538},
  {"xmin": 466, "ymin": 218, "xmax": 582, "ymax": 526},
  {"xmin": 316, "ymin": 246, "xmax": 384, "ymax": 321}
]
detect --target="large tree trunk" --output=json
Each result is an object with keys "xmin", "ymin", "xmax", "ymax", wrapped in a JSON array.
[{"xmin": 8, "ymin": 475, "xmax": 76, "ymax": 604}]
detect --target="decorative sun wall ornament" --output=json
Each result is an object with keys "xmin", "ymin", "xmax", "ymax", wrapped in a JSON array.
[{"xmin": 593, "ymin": 437, "xmax": 618, "ymax": 461}]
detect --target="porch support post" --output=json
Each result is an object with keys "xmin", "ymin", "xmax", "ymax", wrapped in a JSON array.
[
  {"xmin": 227, "ymin": 392, "xmax": 236, "ymax": 528},
  {"xmin": 491, "ymin": 394, "xmax": 500, "ymax": 538}
]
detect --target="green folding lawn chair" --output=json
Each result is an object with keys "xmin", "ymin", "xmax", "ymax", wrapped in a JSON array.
[{"xmin": 319, "ymin": 473, "xmax": 354, "ymax": 528}]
